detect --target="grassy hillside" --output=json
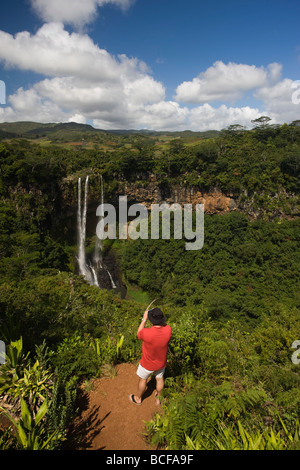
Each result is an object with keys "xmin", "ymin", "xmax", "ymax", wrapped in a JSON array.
[{"xmin": 0, "ymin": 121, "xmax": 219, "ymax": 147}]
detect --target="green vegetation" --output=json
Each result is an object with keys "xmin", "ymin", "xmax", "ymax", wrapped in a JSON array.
[
  {"xmin": 0, "ymin": 120, "xmax": 299, "ymax": 449},
  {"xmin": 121, "ymin": 214, "xmax": 300, "ymax": 325}
]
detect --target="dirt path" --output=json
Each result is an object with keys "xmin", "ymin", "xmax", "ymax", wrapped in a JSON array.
[{"xmin": 67, "ymin": 363, "xmax": 160, "ymax": 450}]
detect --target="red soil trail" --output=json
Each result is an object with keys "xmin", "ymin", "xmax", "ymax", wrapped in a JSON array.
[{"xmin": 67, "ymin": 363, "xmax": 160, "ymax": 450}]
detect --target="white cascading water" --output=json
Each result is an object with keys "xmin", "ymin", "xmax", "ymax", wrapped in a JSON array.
[
  {"xmin": 77, "ymin": 176, "xmax": 93, "ymax": 284},
  {"xmin": 93, "ymin": 174, "xmax": 103, "ymax": 267},
  {"xmin": 77, "ymin": 175, "xmax": 116, "ymax": 289},
  {"xmin": 89, "ymin": 264, "xmax": 99, "ymax": 287},
  {"xmin": 107, "ymin": 269, "xmax": 117, "ymax": 289}
]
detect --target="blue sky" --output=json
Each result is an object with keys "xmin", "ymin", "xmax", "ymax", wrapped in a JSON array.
[{"xmin": 0, "ymin": 0, "xmax": 299, "ymax": 130}]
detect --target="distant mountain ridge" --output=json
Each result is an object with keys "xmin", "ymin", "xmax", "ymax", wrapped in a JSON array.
[
  {"xmin": 0, "ymin": 121, "xmax": 219, "ymax": 140},
  {"xmin": 0, "ymin": 121, "xmax": 98, "ymax": 138}
]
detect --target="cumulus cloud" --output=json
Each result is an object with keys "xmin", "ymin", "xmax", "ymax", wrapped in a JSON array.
[
  {"xmin": 0, "ymin": 87, "xmax": 68, "ymax": 123},
  {"xmin": 0, "ymin": 23, "xmax": 130, "ymax": 82},
  {"xmin": 30, "ymin": 0, "xmax": 134, "ymax": 27},
  {"xmin": 174, "ymin": 61, "xmax": 282, "ymax": 104},
  {"xmin": 92, "ymin": 101, "xmax": 189, "ymax": 131},
  {"xmin": 0, "ymin": 23, "xmax": 165, "ymax": 93},
  {"xmin": 127, "ymin": 101, "xmax": 189, "ymax": 131},
  {"xmin": 0, "ymin": 23, "xmax": 172, "ymax": 129},
  {"xmin": 254, "ymin": 78, "xmax": 300, "ymax": 123},
  {"xmin": 171, "ymin": 60, "xmax": 299, "ymax": 129},
  {"xmin": 187, "ymin": 104, "xmax": 261, "ymax": 131},
  {"xmin": 0, "ymin": 19, "xmax": 298, "ymax": 131}
]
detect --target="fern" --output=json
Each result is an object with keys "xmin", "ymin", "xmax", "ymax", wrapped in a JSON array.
[
  {"xmin": 145, "ymin": 380, "xmax": 270, "ymax": 450},
  {"xmin": 225, "ymin": 388, "xmax": 267, "ymax": 418},
  {"xmin": 185, "ymin": 418, "xmax": 300, "ymax": 450},
  {"xmin": 146, "ymin": 392, "xmax": 216, "ymax": 450},
  {"xmin": 205, "ymin": 382, "xmax": 267, "ymax": 419}
]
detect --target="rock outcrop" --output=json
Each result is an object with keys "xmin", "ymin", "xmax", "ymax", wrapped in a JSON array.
[{"xmin": 120, "ymin": 181, "xmax": 238, "ymax": 215}]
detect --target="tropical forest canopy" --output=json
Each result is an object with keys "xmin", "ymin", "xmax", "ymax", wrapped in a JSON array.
[{"xmin": 0, "ymin": 119, "xmax": 299, "ymax": 450}]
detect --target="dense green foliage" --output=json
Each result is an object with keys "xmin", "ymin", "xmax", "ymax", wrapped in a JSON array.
[
  {"xmin": 145, "ymin": 306, "xmax": 300, "ymax": 450},
  {"xmin": 121, "ymin": 214, "xmax": 300, "ymax": 325},
  {"xmin": 0, "ymin": 121, "xmax": 299, "ymax": 450},
  {"xmin": 1, "ymin": 121, "xmax": 300, "ymax": 200}
]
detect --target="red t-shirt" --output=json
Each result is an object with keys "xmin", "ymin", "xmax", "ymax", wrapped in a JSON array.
[{"xmin": 138, "ymin": 325, "xmax": 172, "ymax": 371}]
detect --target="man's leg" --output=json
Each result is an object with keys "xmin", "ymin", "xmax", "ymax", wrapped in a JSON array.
[
  {"xmin": 134, "ymin": 378, "xmax": 147, "ymax": 404},
  {"xmin": 155, "ymin": 377, "xmax": 164, "ymax": 405},
  {"xmin": 130, "ymin": 364, "xmax": 152, "ymax": 405}
]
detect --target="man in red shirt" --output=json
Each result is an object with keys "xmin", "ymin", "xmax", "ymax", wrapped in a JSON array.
[{"xmin": 129, "ymin": 307, "xmax": 172, "ymax": 406}]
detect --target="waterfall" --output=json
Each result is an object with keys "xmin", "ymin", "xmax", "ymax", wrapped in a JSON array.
[
  {"xmin": 93, "ymin": 174, "xmax": 116, "ymax": 289},
  {"xmin": 106, "ymin": 268, "xmax": 117, "ymax": 289},
  {"xmin": 93, "ymin": 174, "xmax": 103, "ymax": 267},
  {"xmin": 77, "ymin": 175, "xmax": 116, "ymax": 289},
  {"xmin": 77, "ymin": 176, "xmax": 93, "ymax": 284},
  {"xmin": 89, "ymin": 264, "xmax": 99, "ymax": 287}
]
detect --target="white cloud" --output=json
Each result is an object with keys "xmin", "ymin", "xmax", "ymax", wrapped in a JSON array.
[
  {"xmin": 0, "ymin": 23, "xmax": 168, "ymax": 129},
  {"xmin": 0, "ymin": 24, "xmax": 164, "ymax": 98},
  {"xmin": 30, "ymin": 0, "xmax": 134, "ymax": 27},
  {"xmin": 0, "ymin": 87, "xmax": 68, "ymax": 123},
  {"xmin": 187, "ymin": 104, "xmax": 261, "ymax": 131},
  {"xmin": 35, "ymin": 77, "xmax": 124, "ymax": 113},
  {"xmin": 0, "ymin": 23, "xmax": 127, "ymax": 82},
  {"xmin": 174, "ymin": 61, "xmax": 281, "ymax": 104},
  {"xmin": 0, "ymin": 20, "xmax": 298, "ymax": 131},
  {"xmin": 123, "ymin": 75, "xmax": 165, "ymax": 105},
  {"xmin": 68, "ymin": 113, "xmax": 87, "ymax": 124},
  {"xmin": 129, "ymin": 101, "xmax": 189, "ymax": 131},
  {"xmin": 254, "ymin": 78, "xmax": 300, "ymax": 123}
]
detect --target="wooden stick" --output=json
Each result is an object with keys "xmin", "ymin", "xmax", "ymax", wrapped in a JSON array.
[{"xmin": 145, "ymin": 298, "xmax": 160, "ymax": 311}]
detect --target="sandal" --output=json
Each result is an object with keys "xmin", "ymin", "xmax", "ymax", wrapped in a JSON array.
[{"xmin": 129, "ymin": 394, "xmax": 141, "ymax": 405}]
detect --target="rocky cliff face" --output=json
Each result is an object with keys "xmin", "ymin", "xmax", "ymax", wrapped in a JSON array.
[
  {"xmin": 120, "ymin": 181, "xmax": 238, "ymax": 214},
  {"xmin": 57, "ymin": 173, "xmax": 299, "ymax": 234},
  {"xmin": 58, "ymin": 175, "xmax": 239, "ymax": 233}
]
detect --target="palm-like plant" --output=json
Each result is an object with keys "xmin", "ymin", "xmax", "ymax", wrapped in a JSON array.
[{"xmin": 1, "ymin": 398, "xmax": 58, "ymax": 450}]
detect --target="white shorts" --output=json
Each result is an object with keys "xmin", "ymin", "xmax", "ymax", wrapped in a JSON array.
[{"xmin": 137, "ymin": 363, "xmax": 165, "ymax": 380}]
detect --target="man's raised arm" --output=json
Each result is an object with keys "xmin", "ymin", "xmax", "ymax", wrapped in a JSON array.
[{"xmin": 137, "ymin": 310, "xmax": 148, "ymax": 336}]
